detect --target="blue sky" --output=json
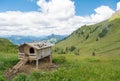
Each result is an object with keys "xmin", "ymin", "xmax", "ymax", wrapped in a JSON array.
[
  {"xmin": 0, "ymin": 0, "xmax": 119, "ymax": 16},
  {"xmin": 0, "ymin": 0, "xmax": 120, "ymax": 36},
  {"xmin": 0, "ymin": 0, "xmax": 38, "ymax": 12},
  {"xmin": 74, "ymin": 0, "xmax": 120, "ymax": 15}
]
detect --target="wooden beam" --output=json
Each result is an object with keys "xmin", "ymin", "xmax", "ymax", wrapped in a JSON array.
[
  {"xmin": 36, "ymin": 59, "xmax": 39, "ymax": 69},
  {"xmin": 49, "ymin": 55, "xmax": 52, "ymax": 65}
]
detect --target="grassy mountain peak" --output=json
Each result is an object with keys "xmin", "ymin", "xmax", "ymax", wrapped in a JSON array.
[{"xmin": 54, "ymin": 13, "xmax": 120, "ymax": 56}]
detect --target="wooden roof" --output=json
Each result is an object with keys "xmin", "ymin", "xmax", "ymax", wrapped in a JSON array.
[{"xmin": 19, "ymin": 41, "xmax": 53, "ymax": 49}]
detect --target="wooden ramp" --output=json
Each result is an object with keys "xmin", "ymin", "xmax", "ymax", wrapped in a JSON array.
[{"xmin": 5, "ymin": 57, "xmax": 28, "ymax": 80}]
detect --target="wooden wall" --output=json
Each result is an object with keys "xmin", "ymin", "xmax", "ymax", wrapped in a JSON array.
[
  {"xmin": 23, "ymin": 45, "xmax": 37, "ymax": 55},
  {"xmin": 18, "ymin": 45, "xmax": 52, "ymax": 60},
  {"xmin": 37, "ymin": 47, "xmax": 52, "ymax": 60}
]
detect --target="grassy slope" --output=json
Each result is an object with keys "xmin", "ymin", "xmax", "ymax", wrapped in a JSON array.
[
  {"xmin": 54, "ymin": 15, "xmax": 120, "ymax": 56},
  {"xmin": 0, "ymin": 38, "xmax": 18, "ymax": 80},
  {"xmin": 0, "ymin": 38, "xmax": 17, "ymax": 53}
]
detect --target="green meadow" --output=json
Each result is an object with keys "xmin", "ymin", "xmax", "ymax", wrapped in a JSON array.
[{"xmin": 0, "ymin": 52, "xmax": 120, "ymax": 81}]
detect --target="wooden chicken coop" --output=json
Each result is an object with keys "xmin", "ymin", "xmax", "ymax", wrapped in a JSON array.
[{"xmin": 18, "ymin": 41, "xmax": 53, "ymax": 68}]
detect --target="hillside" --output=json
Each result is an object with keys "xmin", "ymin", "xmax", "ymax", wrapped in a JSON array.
[
  {"xmin": 0, "ymin": 38, "xmax": 17, "ymax": 53},
  {"xmin": 54, "ymin": 13, "xmax": 120, "ymax": 55},
  {"xmin": 0, "ymin": 38, "xmax": 18, "ymax": 80}
]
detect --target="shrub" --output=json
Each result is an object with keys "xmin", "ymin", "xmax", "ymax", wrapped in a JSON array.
[
  {"xmin": 85, "ymin": 34, "xmax": 89, "ymax": 40},
  {"xmin": 78, "ymin": 32, "xmax": 81, "ymax": 37},
  {"xmin": 108, "ymin": 24, "xmax": 113, "ymax": 28},
  {"xmin": 81, "ymin": 30, "xmax": 84, "ymax": 34},
  {"xmin": 92, "ymin": 51, "xmax": 95, "ymax": 56},
  {"xmin": 98, "ymin": 27, "xmax": 108, "ymax": 38},
  {"xmin": 69, "ymin": 46, "xmax": 76, "ymax": 52},
  {"xmin": 96, "ymin": 37, "xmax": 99, "ymax": 41},
  {"xmin": 54, "ymin": 47, "xmax": 60, "ymax": 52},
  {"xmin": 58, "ymin": 49, "xmax": 66, "ymax": 54},
  {"xmin": 74, "ymin": 49, "xmax": 80, "ymax": 55},
  {"xmin": 90, "ymin": 26, "xmax": 99, "ymax": 33},
  {"xmin": 54, "ymin": 47, "xmax": 66, "ymax": 54},
  {"xmin": 65, "ymin": 47, "xmax": 69, "ymax": 53}
]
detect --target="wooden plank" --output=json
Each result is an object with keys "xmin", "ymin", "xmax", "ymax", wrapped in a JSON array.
[
  {"xmin": 36, "ymin": 59, "xmax": 39, "ymax": 69},
  {"xmin": 6, "ymin": 57, "xmax": 28, "ymax": 79}
]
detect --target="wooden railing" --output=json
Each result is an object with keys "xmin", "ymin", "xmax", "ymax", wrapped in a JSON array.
[
  {"xmin": 29, "ymin": 53, "xmax": 36, "ymax": 59},
  {"xmin": 29, "ymin": 53, "xmax": 36, "ymax": 56},
  {"xmin": 18, "ymin": 53, "xmax": 36, "ymax": 59},
  {"xmin": 18, "ymin": 53, "xmax": 25, "ymax": 59}
]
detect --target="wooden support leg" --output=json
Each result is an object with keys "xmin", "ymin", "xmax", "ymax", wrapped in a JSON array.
[
  {"xmin": 36, "ymin": 59, "xmax": 39, "ymax": 69},
  {"xmin": 49, "ymin": 55, "xmax": 52, "ymax": 65}
]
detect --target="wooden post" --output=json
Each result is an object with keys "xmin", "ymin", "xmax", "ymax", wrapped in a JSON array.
[
  {"xmin": 49, "ymin": 49, "xmax": 52, "ymax": 65},
  {"xmin": 36, "ymin": 59, "xmax": 39, "ymax": 69},
  {"xmin": 49, "ymin": 55, "xmax": 52, "ymax": 65}
]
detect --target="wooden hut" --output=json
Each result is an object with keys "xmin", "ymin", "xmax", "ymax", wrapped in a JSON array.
[{"xmin": 18, "ymin": 41, "xmax": 53, "ymax": 68}]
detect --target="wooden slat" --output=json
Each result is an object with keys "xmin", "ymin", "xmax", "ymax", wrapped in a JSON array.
[
  {"xmin": 6, "ymin": 57, "xmax": 28, "ymax": 79},
  {"xmin": 18, "ymin": 53, "xmax": 25, "ymax": 59}
]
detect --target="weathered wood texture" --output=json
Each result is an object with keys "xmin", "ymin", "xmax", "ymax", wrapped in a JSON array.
[
  {"xmin": 6, "ymin": 57, "xmax": 28, "ymax": 81},
  {"xmin": 18, "ymin": 42, "xmax": 53, "ymax": 68}
]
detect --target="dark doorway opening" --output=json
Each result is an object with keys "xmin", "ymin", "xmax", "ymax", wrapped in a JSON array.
[{"xmin": 30, "ymin": 47, "xmax": 35, "ymax": 53}]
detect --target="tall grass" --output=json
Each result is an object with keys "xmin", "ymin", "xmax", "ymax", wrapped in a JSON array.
[
  {"xmin": 12, "ymin": 54, "xmax": 120, "ymax": 81},
  {"xmin": 0, "ymin": 52, "xmax": 18, "ymax": 80}
]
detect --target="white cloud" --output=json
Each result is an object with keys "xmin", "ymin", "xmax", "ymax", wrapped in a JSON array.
[
  {"xmin": 0, "ymin": 0, "xmax": 115, "ymax": 36},
  {"xmin": 90, "ymin": 6, "xmax": 114, "ymax": 22},
  {"xmin": 37, "ymin": 0, "xmax": 75, "ymax": 20},
  {"xmin": 117, "ymin": 2, "xmax": 120, "ymax": 10}
]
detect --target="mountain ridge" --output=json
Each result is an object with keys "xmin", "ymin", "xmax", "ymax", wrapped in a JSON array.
[
  {"xmin": 54, "ymin": 12, "xmax": 120, "ymax": 55},
  {"xmin": 0, "ymin": 34, "xmax": 67, "ymax": 45}
]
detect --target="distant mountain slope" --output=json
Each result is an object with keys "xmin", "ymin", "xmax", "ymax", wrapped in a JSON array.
[
  {"xmin": 54, "ymin": 12, "xmax": 120, "ymax": 55},
  {"xmin": 0, "ymin": 34, "xmax": 67, "ymax": 45},
  {"xmin": 0, "ymin": 38, "xmax": 17, "ymax": 53},
  {"xmin": 43, "ymin": 34, "xmax": 67, "ymax": 44}
]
